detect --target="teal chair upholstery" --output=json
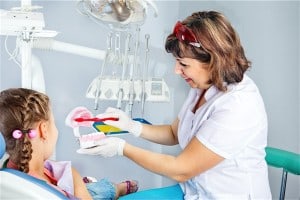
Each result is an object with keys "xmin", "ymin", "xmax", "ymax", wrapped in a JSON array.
[
  {"xmin": 265, "ymin": 147, "xmax": 300, "ymax": 200},
  {"xmin": 119, "ymin": 184, "xmax": 183, "ymax": 200}
]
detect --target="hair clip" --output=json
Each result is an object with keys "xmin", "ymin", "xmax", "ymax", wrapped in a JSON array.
[
  {"xmin": 27, "ymin": 130, "xmax": 37, "ymax": 138},
  {"xmin": 12, "ymin": 130, "xmax": 23, "ymax": 139},
  {"xmin": 12, "ymin": 129, "xmax": 37, "ymax": 139}
]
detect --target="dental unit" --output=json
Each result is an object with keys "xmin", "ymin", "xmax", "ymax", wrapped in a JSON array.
[{"xmin": 0, "ymin": 0, "xmax": 170, "ymax": 117}]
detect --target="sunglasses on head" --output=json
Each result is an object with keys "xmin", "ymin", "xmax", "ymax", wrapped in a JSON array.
[{"xmin": 172, "ymin": 21, "xmax": 201, "ymax": 48}]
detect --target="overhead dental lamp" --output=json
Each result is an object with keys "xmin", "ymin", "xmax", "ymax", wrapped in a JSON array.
[
  {"xmin": 76, "ymin": 0, "xmax": 168, "ymax": 116},
  {"xmin": 78, "ymin": 0, "xmax": 158, "ymax": 30},
  {"xmin": 1, "ymin": 0, "xmax": 169, "ymax": 118}
]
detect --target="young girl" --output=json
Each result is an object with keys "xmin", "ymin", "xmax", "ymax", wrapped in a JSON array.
[{"xmin": 0, "ymin": 88, "xmax": 138, "ymax": 199}]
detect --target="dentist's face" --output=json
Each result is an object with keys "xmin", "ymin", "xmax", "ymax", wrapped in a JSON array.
[{"xmin": 174, "ymin": 57, "xmax": 211, "ymax": 89}]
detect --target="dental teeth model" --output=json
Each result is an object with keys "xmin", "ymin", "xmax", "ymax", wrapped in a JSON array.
[
  {"xmin": 65, "ymin": 106, "xmax": 107, "ymax": 149},
  {"xmin": 79, "ymin": 132, "xmax": 106, "ymax": 149}
]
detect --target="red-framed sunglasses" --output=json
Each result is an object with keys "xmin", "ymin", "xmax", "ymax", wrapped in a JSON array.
[{"xmin": 173, "ymin": 21, "xmax": 201, "ymax": 48}]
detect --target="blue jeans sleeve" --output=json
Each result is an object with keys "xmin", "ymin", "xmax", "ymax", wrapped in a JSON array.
[{"xmin": 86, "ymin": 178, "xmax": 116, "ymax": 200}]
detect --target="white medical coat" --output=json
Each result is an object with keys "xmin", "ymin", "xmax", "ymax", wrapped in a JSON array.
[{"xmin": 178, "ymin": 75, "xmax": 272, "ymax": 200}]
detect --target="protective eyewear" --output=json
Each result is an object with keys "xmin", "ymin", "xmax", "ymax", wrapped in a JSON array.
[{"xmin": 173, "ymin": 21, "xmax": 201, "ymax": 48}]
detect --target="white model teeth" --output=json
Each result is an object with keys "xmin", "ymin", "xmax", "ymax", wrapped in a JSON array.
[{"xmin": 79, "ymin": 132, "xmax": 106, "ymax": 149}]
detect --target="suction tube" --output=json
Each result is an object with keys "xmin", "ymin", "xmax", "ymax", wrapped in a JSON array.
[
  {"xmin": 94, "ymin": 32, "xmax": 113, "ymax": 110},
  {"xmin": 127, "ymin": 27, "xmax": 140, "ymax": 117},
  {"xmin": 116, "ymin": 33, "xmax": 131, "ymax": 109},
  {"xmin": 141, "ymin": 34, "xmax": 150, "ymax": 117}
]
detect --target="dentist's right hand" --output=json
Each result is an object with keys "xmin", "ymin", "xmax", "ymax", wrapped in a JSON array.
[
  {"xmin": 77, "ymin": 137, "xmax": 125, "ymax": 157},
  {"xmin": 97, "ymin": 107, "xmax": 142, "ymax": 137}
]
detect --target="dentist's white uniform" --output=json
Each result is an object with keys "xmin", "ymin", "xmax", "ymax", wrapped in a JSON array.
[{"xmin": 178, "ymin": 75, "xmax": 272, "ymax": 200}]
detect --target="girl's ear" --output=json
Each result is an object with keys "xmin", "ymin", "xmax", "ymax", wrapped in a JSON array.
[{"xmin": 38, "ymin": 121, "xmax": 48, "ymax": 140}]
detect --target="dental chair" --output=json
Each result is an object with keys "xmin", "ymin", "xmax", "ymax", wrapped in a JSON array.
[
  {"xmin": 265, "ymin": 147, "xmax": 300, "ymax": 200},
  {"xmin": 0, "ymin": 132, "xmax": 67, "ymax": 199},
  {"xmin": 120, "ymin": 147, "xmax": 300, "ymax": 200}
]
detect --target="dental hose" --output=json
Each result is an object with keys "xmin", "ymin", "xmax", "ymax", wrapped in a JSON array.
[
  {"xmin": 127, "ymin": 27, "xmax": 140, "ymax": 117},
  {"xmin": 94, "ymin": 32, "xmax": 113, "ymax": 110},
  {"xmin": 141, "ymin": 34, "xmax": 150, "ymax": 117},
  {"xmin": 116, "ymin": 33, "xmax": 131, "ymax": 109}
]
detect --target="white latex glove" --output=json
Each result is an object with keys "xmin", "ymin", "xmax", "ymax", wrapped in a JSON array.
[
  {"xmin": 96, "ymin": 107, "xmax": 142, "ymax": 137},
  {"xmin": 76, "ymin": 137, "xmax": 125, "ymax": 157}
]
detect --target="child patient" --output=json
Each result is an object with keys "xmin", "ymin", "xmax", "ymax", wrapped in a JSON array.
[{"xmin": 0, "ymin": 88, "xmax": 138, "ymax": 199}]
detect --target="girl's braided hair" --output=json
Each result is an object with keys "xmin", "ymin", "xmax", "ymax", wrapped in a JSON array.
[{"xmin": 0, "ymin": 88, "xmax": 49, "ymax": 173}]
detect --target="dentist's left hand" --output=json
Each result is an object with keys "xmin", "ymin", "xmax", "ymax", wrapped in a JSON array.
[{"xmin": 77, "ymin": 137, "xmax": 125, "ymax": 157}]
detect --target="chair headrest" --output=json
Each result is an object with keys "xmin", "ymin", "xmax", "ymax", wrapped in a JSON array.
[{"xmin": 0, "ymin": 132, "xmax": 6, "ymax": 159}]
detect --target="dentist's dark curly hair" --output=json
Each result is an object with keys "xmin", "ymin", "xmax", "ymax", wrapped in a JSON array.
[{"xmin": 0, "ymin": 88, "xmax": 49, "ymax": 173}]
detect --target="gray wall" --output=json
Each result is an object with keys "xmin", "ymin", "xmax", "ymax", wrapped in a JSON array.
[{"xmin": 0, "ymin": 0, "xmax": 299, "ymax": 199}]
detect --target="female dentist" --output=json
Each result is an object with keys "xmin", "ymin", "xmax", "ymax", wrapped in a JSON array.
[{"xmin": 78, "ymin": 10, "xmax": 272, "ymax": 200}]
